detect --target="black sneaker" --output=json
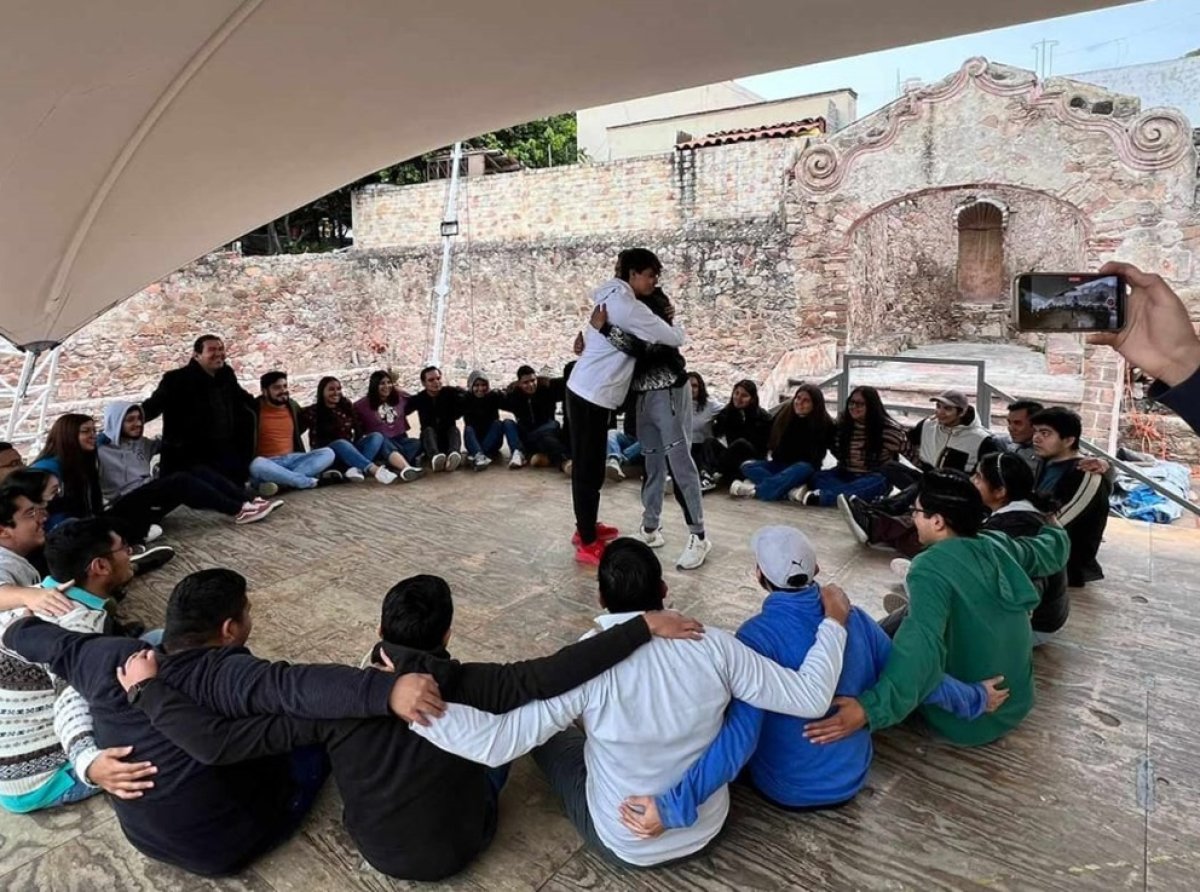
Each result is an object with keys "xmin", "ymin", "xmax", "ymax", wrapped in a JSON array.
[
  {"xmin": 837, "ymin": 494, "xmax": 872, "ymax": 545},
  {"xmin": 131, "ymin": 544, "xmax": 176, "ymax": 576}
]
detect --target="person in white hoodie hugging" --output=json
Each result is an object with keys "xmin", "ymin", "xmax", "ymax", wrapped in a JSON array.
[
  {"xmin": 566, "ymin": 249, "xmax": 685, "ymax": 566},
  {"xmin": 98, "ymin": 401, "xmax": 280, "ymax": 528}
]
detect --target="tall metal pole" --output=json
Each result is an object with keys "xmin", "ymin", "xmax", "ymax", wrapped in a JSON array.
[{"xmin": 430, "ymin": 141, "xmax": 463, "ymax": 366}]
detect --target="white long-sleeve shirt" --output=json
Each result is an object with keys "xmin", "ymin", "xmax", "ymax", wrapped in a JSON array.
[
  {"xmin": 412, "ymin": 612, "xmax": 846, "ymax": 866},
  {"xmin": 566, "ymin": 279, "xmax": 685, "ymax": 411}
]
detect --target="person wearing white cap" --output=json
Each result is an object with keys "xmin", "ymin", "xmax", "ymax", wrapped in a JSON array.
[
  {"xmin": 617, "ymin": 526, "xmax": 1002, "ymax": 835},
  {"xmin": 409, "ymin": 537, "xmax": 850, "ymax": 868}
]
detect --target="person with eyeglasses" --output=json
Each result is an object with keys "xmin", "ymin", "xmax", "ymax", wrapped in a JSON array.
[
  {"xmin": 804, "ymin": 470, "xmax": 1069, "ymax": 748},
  {"xmin": 0, "ymin": 442, "xmax": 24, "ymax": 484}
]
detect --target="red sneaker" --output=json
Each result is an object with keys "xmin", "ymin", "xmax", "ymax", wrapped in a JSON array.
[
  {"xmin": 571, "ymin": 523, "xmax": 620, "ymax": 547},
  {"xmin": 574, "ymin": 539, "xmax": 607, "ymax": 566}
]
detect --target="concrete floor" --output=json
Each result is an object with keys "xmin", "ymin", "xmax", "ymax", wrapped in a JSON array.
[{"xmin": 0, "ymin": 468, "xmax": 1196, "ymax": 891}]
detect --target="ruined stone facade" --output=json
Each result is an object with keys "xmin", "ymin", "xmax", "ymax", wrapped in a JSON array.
[{"xmin": 9, "ymin": 59, "xmax": 1198, "ymax": 461}]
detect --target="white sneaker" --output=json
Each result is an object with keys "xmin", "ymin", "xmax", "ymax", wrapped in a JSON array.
[
  {"xmin": 787, "ymin": 486, "xmax": 810, "ymax": 503},
  {"xmin": 445, "ymin": 452, "xmax": 463, "ymax": 472},
  {"xmin": 145, "ymin": 524, "xmax": 164, "ymax": 543},
  {"xmin": 606, "ymin": 457, "xmax": 625, "ymax": 481},
  {"xmin": 676, "ymin": 534, "xmax": 712, "ymax": 570},
  {"xmin": 431, "ymin": 453, "xmax": 447, "ymax": 472},
  {"xmin": 729, "ymin": 480, "xmax": 756, "ymax": 498},
  {"xmin": 473, "ymin": 453, "xmax": 491, "ymax": 469},
  {"xmin": 509, "ymin": 449, "xmax": 525, "ymax": 469},
  {"xmin": 890, "ymin": 558, "xmax": 911, "ymax": 579},
  {"xmin": 374, "ymin": 466, "xmax": 398, "ymax": 485},
  {"xmin": 345, "ymin": 467, "xmax": 366, "ymax": 482},
  {"xmin": 636, "ymin": 527, "xmax": 666, "ymax": 548}
]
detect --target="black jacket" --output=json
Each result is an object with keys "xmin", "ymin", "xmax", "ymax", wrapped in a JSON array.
[
  {"xmin": 1037, "ymin": 457, "xmax": 1113, "ymax": 586},
  {"xmin": 1, "ymin": 618, "xmax": 396, "ymax": 877},
  {"xmin": 408, "ymin": 388, "xmax": 465, "ymax": 433},
  {"xmin": 462, "ymin": 392, "xmax": 504, "ymax": 435},
  {"xmin": 714, "ymin": 404, "xmax": 772, "ymax": 456},
  {"xmin": 984, "ymin": 508, "xmax": 1069, "ymax": 633},
  {"xmin": 770, "ymin": 414, "xmax": 837, "ymax": 468},
  {"xmin": 504, "ymin": 379, "xmax": 564, "ymax": 436},
  {"xmin": 141, "ymin": 360, "xmax": 257, "ymax": 475},
  {"xmin": 122, "ymin": 618, "xmax": 652, "ymax": 880}
]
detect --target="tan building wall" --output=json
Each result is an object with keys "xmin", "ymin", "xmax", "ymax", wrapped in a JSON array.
[
  {"xmin": 606, "ymin": 90, "xmax": 857, "ymax": 159},
  {"xmin": 577, "ymin": 80, "xmax": 761, "ymax": 162}
]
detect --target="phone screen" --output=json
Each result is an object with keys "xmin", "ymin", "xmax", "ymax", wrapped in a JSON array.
[{"xmin": 1014, "ymin": 273, "xmax": 1126, "ymax": 332}]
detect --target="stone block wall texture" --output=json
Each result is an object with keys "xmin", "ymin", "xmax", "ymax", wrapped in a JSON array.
[{"xmin": 3, "ymin": 59, "xmax": 1198, "ymax": 467}]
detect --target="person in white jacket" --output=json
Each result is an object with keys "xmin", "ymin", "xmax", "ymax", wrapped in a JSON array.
[
  {"xmin": 566, "ymin": 249, "xmax": 685, "ymax": 565},
  {"xmin": 411, "ymin": 538, "xmax": 850, "ymax": 867}
]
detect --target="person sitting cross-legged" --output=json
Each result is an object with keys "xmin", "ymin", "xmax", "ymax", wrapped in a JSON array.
[
  {"xmin": 104, "ymin": 574, "xmax": 702, "ymax": 880},
  {"xmin": 805, "ymin": 470, "xmax": 1069, "ymax": 749},
  {"xmin": 732, "ymin": 384, "xmax": 837, "ymax": 502},
  {"xmin": 462, "ymin": 371, "xmax": 521, "ymax": 471},
  {"xmin": 249, "ymin": 371, "xmax": 335, "ymax": 491},
  {"xmin": 618, "ymin": 525, "xmax": 1004, "ymax": 838},
  {"xmin": 300, "ymin": 376, "xmax": 421, "ymax": 484},
  {"xmin": 409, "ymin": 538, "xmax": 852, "ymax": 868},
  {"xmin": 2, "ymin": 568, "xmax": 450, "ymax": 877},
  {"xmin": 99, "ymin": 401, "xmax": 280, "ymax": 526}
]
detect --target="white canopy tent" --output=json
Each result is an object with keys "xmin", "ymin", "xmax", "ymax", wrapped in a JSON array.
[{"xmin": 2, "ymin": 0, "xmax": 1125, "ymax": 349}]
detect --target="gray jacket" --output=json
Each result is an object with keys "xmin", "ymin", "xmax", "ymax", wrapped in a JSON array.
[{"xmin": 97, "ymin": 401, "xmax": 161, "ymax": 502}]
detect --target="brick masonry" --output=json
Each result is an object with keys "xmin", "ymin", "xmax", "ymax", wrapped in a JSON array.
[{"xmin": 4, "ymin": 59, "xmax": 1198, "ymax": 467}]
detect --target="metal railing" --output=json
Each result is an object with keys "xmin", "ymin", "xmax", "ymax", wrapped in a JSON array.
[{"xmin": 791, "ymin": 352, "xmax": 1200, "ymax": 519}]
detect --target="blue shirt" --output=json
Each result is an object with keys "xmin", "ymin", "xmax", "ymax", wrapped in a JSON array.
[{"xmin": 656, "ymin": 587, "xmax": 988, "ymax": 824}]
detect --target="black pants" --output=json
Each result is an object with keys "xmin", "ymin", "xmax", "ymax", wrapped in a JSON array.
[
  {"xmin": 421, "ymin": 425, "xmax": 462, "ymax": 457},
  {"xmin": 109, "ymin": 468, "xmax": 246, "ymax": 539},
  {"xmin": 567, "ymin": 390, "xmax": 612, "ymax": 545},
  {"xmin": 523, "ymin": 421, "xmax": 569, "ymax": 464},
  {"xmin": 720, "ymin": 438, "xmax": 762, "ymax": 482},
  {"xmin": 691, "ymin": 439, "xmax": 724, "ymax": 477}
]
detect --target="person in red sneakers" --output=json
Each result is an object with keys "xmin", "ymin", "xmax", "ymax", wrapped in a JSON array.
[{"xmin": 566, "ymin": 250, "xmax": 684, "ymax": 565}]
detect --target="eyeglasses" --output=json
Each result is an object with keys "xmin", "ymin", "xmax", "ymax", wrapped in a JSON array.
[
  {"xmin": 103, "ymin": 539, "xmax": 133, "ymax": 558},
  {"xmin": 847, "ymin": 399, "xmax": 867, "ymax": 408}
]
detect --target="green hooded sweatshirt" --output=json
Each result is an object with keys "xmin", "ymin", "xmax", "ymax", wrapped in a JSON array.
[{"xmin": 859, "ymin": 525, "xmax": 1069, "ymax": 746}]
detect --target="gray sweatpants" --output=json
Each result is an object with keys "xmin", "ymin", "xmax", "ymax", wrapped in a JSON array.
[{"xmin": 637, "ymin": 384, "xmax": 705, "ymax": 536}]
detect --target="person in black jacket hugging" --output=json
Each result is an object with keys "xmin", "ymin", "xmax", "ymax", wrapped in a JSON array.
[
  {"xmin": 713, "ymin": 380, "xmax": 772, "ymax": 485},
  {"xmin": 140, "ymin": 335, "xmax": 258, "ymax": 486},
  {"xmin": 730, "ymin": 384, "xmax": 837, "ymax": 502},
  {"xmin": 106, "ymin": 573, "xmax": 700, "ymax": 880},
  {"xmin": 461, "ymin": 371, "xmax": 520, "ymax": 470},
  {"xmin": 1031, "ymin": 407, "xmax": 1112, "ymax": 587},
  {"xmin": 407, "ymin": 367, "xmax": 466, "ymax": 473}
]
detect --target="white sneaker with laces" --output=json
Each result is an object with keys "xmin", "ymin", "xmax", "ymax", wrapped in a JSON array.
[
  {"xmin": 606, "ymin": 457, "xmax": 625, "ymax": 481},
  {"xmin": 509, "ymin": 449, "xmax": 525, "ymax": 469},
  {"xmin": 431, "ymin": 453, "xmax": 447, "ymax": 472},
  {"xmin": 890, "ymin": 558, "xmax": 912, "ymax": 579},
  {"xmin": 145, "ymin": 524, "xmax": 164, "ymax": 543},
  {"xmin": 473, "ymin": 453, "xmax": 491, "ymax": 469},
  {"xmin": 676, "ymin": 534, "xmax": 712, "ymax": 570},
  {"xmin": 729, "ymin": 480, "xmax": 756, "ymax": 498},
  {"xmin": 374, "ymin": 466, "xmax": 398, "ymax": 485},
  {"xmin": 345, "ymin": 467, "xmax": 366, "ymax": 481},
  {"xmin": 445, "ymin": 452, "xmax": 463, "ymax": 472},
  {"xmin": 635, "ymin": 527, "xmax": 666, "ymax": 548}
]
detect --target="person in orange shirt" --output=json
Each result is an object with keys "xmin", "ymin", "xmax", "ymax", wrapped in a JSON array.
[{"xmin": 249, "ymin": 372, "xmax": 335, "ymax": 490}]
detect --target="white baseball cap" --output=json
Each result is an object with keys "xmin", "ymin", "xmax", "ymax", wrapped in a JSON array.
[{"xmin": 750, "ymin": 525, "xmax": 819, "ymax": 590}]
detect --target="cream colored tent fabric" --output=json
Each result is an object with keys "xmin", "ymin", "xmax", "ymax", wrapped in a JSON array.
[{"xmin": 1, "ymin": 0, "xmax": 1119, "ymax": 348}]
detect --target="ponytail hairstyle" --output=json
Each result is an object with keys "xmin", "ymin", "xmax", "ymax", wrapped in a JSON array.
[{"xmin": 975, "ymin": 451, "xmax": 1059, "ymax": 514}]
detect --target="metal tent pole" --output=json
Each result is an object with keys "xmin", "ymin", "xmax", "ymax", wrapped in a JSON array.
[{"xmin": 430, "ymin": 141, "xmax": 464, "ymax": 366}]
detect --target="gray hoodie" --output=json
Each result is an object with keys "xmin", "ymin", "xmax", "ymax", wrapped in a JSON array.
[{"xmin": 98, "ymin": 401, "xmax": 161, "ymax": 502}]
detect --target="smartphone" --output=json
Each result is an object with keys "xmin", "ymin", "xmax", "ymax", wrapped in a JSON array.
[{"xmin": 1014, "ymin": 272, "xmax": 1126, "ymax": 332}]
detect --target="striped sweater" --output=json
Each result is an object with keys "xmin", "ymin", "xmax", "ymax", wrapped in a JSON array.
[{"xmin": 0, "ymin": 599, "xmax": 108, "ymax": 811}]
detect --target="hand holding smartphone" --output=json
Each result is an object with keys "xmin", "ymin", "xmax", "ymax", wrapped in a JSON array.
[{"xmin": 1014, "ymin": 273, "xmax": 1127, "ymax": 332}]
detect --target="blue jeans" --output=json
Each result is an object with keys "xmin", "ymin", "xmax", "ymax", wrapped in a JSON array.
[
  {"xmin": 386, "ymin": 435, "xmax": 423, "ymax": 465},
  {"xmin": 809, "ymin": 469, "xmax": 890, "ymax": 507},
  {"xmin": 464, "ymin": 419, "xmax": 521, "ymax": 456},
  {"xmin": 326, "ymin": 434, "xmax": 386, "ymax": 471},
  {"xmin": 50, "ymin": 772, "xmax": 101, "ymax": 807},
  {"xmin": 250, "ymin": 450, "xmax": 336, "ymax": 489},
  {"xmin": 742, "ymin": 460, "xmax": 817, "ymax": 502},
  {"xmin": 606, "ymin": 430, "xmax": 642, "ymax": 462}
]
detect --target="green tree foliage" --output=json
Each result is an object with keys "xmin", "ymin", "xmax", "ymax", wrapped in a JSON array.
[{"xmin": 238, "ymin": 114, "xmax": 577, "ymax": 255}]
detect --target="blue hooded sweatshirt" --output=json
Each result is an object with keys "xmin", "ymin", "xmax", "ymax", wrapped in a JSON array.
[{"xmin": 656, "ymin": 585, "xmax": 988, "ymax": 824}]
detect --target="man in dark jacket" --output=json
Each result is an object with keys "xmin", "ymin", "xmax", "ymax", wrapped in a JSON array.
[
  {"xmin": 504, "ymin": 365, "xmax": 569, "ymax": 470},
  {"xmin": 407, "ymin": 367, "xmax": 466, "ymax": 473},
  {"xmin": 107, "ymin": 573, "xmax": 700, "ymax": 880},
  {"xmin": 1, "ymin": 568, "xmax": 444, "ymax": 877},
  {"xmin": 141, "ymin": 335, "xmax": 257, "ymax": 485},
  {"xmin": 1031, "ymin": 407, "xmax": 1112, "ymax": 587}
]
